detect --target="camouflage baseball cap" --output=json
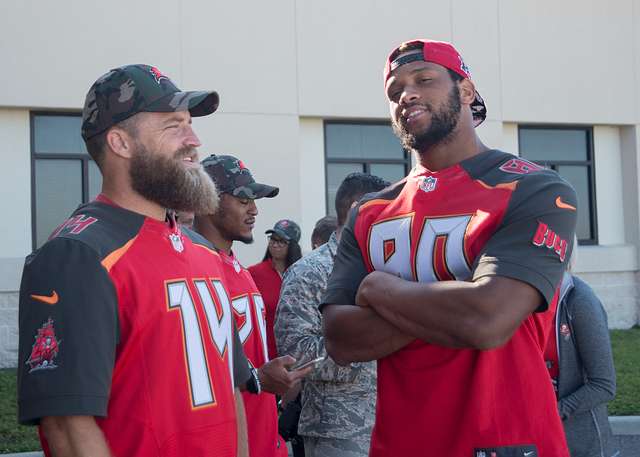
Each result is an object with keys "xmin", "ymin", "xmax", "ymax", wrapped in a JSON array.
[
  {"xmin": 266, "ymin": 219, "xmax": 301, "ymax": 243},
  {"xmin": 81, "ymin": 64, "xmax": 219, "ymax": 141},
  {"xmin": 201, "ymin": 154, "xmax": 279, "ymax": 200}
]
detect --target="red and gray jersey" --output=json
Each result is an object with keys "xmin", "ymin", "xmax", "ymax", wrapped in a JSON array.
[
  {"xmin": 218, "ymin": 250, "xmax": 286, "ymax": 457},
  {"xmin": 18, "ymin": 196, "xmax": 250, "ymax": 457},
  {"xmin": 323, "ymin": 149, "xmax": 577, "ymax": 457}
]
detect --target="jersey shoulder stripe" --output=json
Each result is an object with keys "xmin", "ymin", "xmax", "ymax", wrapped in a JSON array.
[{"xmin": 42, "ymin": 201, "xmax": 144, "ymax": 265}]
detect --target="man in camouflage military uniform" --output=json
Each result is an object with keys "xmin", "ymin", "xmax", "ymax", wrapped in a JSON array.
[{"xmin": 275, "ymin": 172, "xmax": 389, "ymax": 457}]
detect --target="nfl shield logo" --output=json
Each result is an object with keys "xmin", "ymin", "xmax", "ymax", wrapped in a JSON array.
[
  {"xmin": 419, "ymin": 176, "xmax": 438, "ymax": 193},
  {"xmin": 169, "ymin": 233, "xmax": 184, "ymax": 252}
]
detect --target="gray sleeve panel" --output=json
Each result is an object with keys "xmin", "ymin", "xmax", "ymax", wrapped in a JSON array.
[
  {"xmin": 232, "ymin": 321, "xmax": 251, "ymax": 388},
  {"xmin": 18, "ymin": 238, "xmax": 118, "ymax": 425},
  {"xmin": 558, "ymin": 277, "xmax": 617, "ymax": 419},
  {"xmin": 473, "ymin": 172, "xmax": 578, "ymax": 309},
  {"xmin": 320, "ymin": 209, "xmax": 368, "ymax": 311}
]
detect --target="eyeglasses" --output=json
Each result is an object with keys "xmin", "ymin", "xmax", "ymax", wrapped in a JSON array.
[{"xmin": 268, "ymin": 236, "xmax": 288, "ymax": 246}]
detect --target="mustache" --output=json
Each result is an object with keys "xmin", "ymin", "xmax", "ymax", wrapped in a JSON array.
[{"xmin": 174, "ymin": 147, "xmax": 198, "ymax": 161}]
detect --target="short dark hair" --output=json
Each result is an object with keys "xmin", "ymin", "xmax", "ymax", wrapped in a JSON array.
[
  {"xmin": 85, "ymin": 115, "xmax": 140, "ymax": 168},
  {"xmin": 311, "ymin": 216, "xmax": 338, "ymax": 248},
  {"xmin": 335, "ymin": 173, "xmax": 390, "ymax": 226}
]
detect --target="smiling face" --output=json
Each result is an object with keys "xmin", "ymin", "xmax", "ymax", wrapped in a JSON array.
[
  {"xmin": 127, "ymin": 111, "xmax": 219, "ymax": 214},
  {"xmin": 386, "ymin": 59, "xmax": 462, "ymax": 153},
  {"xmin": 211, "ymin": 193, "xmax": 258, "ymax": 244},
  {"xmin": 267, "ymin": 235, "xmax": 289, "ymax": 261}
]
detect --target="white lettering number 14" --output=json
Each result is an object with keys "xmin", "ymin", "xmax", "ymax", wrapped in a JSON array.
[{"xmin": 167, "ymin": 279, "xmax": 234, "ymax": 408}]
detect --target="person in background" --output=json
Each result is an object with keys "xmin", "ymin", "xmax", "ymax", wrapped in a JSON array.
[
  {"xmin": 194, "ymin": 154, "xmax": 312, "ymax": 457},
  {"xmin": 311, "ymin": 216, "xmax": 338, "ymax": 250},
  {"xmin": 248, "ymin": 219, "xmax": 302, "ymax": 360},
  {"xmin": 276, "ymin": 172, "xmax": 389, "ymax": 457},
  {"xmin": 545, "ymin": 238, "xmax": 619, "ymax": 457}
]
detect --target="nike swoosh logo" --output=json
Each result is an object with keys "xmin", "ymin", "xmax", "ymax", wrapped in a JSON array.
[
  {"xmin": 524, "ymin": 452, "xmax": 534, "ymax": 457},
  {"xmin": 31, "ymin": 291, "xmax": 59, "ymax": 305},
  {"xmin": 555, "ymin": 196, "xmax": 576, "ymax": 211}
]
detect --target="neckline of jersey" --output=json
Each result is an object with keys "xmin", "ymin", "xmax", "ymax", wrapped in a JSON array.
[
  {"xmin": 95, "ymin": 193, "xmax": 177, "ymax": 233},
  {"xmin": 411, "ymin": 148, "xmax": 500, "ymax": 177}
]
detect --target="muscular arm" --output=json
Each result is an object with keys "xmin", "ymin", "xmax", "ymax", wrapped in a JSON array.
[
  {"xmin": 322, "ymin": 304, "xmax": 413, "ymax": 365},
  {"xmin": 234, "ymin": 389, "xmax": 248, "ymax": 457},
  {"xmin": 41, "ymin": 416, "xmax": 112, "ymax": 457},
  {"xmin": 356, "ymin": 271, "xmax": 542, "ymax": 350}
]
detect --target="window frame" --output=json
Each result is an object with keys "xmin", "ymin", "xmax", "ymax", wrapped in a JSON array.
[
  {"xmin": 517, "ymin": 124, "xmax": 598, "ymax": 245},
  {"xmin": 30, "ymin": 111, "xmax": 95, "ymax": 249},
  {"xmin": 323, "ymin": 120, "xmax": 411, "ymax": 215}
]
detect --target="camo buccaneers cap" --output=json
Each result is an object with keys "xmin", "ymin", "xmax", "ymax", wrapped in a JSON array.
[
  {"xmin": 266, "ymin": 219, "xmax": 301, "ymax": 243},
  {"xmin": 81, "ymin": 64, "xmax": 219, "ymax": 141},
  {"xmin": 201, "ymin": 154, "xmax": 279, "ymax": 200}
]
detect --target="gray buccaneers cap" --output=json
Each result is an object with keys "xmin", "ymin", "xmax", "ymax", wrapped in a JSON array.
[{"xmin": 81, "ymin": 64, "xmax": 219, "ymax": 141}]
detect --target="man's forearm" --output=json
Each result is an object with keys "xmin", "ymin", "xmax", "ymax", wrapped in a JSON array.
[
  {"xmin": 361, "ymin": 272, "xmax": 541, "ymax": 350},
  {"xmin": 322, "ymin": 304, "xmax": 413, "ymax": 365},
  {"xmin": 41, "ymin": 416, "xmax": 111, "ymax": 457}
]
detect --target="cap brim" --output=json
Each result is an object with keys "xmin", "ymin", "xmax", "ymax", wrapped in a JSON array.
[
  {"xmin": 147, "ymin": 90, "xmax": 219, "ymax": 117},
  {"xmin": 231, "ymin": 182, "xmax": 279, "ymax": 199},
  {"xmin": 265, "ymin": 228, "xmax": 290, "ymax": 241}
]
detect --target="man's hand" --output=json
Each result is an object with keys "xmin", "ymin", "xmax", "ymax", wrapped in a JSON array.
[{"xmin": 258, "ymin": 355, "xmax": 313, "ymax": 395}]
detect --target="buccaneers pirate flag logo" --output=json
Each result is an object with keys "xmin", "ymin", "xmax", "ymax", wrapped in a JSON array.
[{"xmin": 26, "ymin": 318, "xmax": 61, "ymax": 373}]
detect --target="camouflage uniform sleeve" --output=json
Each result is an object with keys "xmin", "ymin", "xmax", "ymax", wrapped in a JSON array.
[{"xmin": 275, "ymin": 257, "xmax": 363, "ymax": 384}]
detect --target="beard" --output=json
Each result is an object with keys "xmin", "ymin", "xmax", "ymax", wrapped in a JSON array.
[
  {"xmin": 129, "ymin": 143, "xmax": 219, "ymax": 215},
  {"xmin": 213, "ymin": 204, "xmax": 254, "ymax": 245},
  {"xmin": 392, "ymin": 84, "xmax": 462, "ymax": 153}
]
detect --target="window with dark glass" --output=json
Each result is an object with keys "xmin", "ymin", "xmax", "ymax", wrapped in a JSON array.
[
  {"xmin": 519, "ymin": 126, "xmax": 597, "ymax": 244},
  {"xmin": 31, "ymin": 113, "xmax": 102, "ymax": 248},
  {"xmin": 324, "ymin": 122, "xmax": 410, "ymax": 216}
]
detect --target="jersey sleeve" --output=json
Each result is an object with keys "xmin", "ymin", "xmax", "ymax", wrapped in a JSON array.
[
  {"xmin": 17, "ymin": 238, "xmax": 118, "ymax": 425},
  {"xmin": 472, "ymin": 173, "xmax": 577, "ymax": 309},
  {"xmin": 320, "ymin": 208, "xmax": 369, "ymax": 311},
  {"xmin": 232, "ymin": 320, "xmax": 251, "ymax": 388}
]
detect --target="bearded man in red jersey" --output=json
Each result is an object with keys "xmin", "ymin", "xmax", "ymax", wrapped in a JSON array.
[
  {"xmin": 18, "ymin": 65, "xmax": 251, "ymax": 457},
  {"xmin": 322, "ymin": 40, "xmax": 577, "ymax": 457}
]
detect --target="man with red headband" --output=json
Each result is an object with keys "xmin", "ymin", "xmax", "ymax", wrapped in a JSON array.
[{"xmin": 321, "ymin": 39, "xmax": 577, "ymax": 456}]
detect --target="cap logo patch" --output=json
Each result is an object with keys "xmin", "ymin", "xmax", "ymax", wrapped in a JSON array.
[
  {"xmin": 150, "ymin": 66, "xmax": 168, "ymax": 84},
  {"xmin": 26, "ymin": 318, "xmax": 61, "ymax": 373}
]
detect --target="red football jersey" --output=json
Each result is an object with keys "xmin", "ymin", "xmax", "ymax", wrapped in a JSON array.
[
  {"xmin": 324, "ymin": 150, "xmax": 577, "ymax": 456},
  {"xmin": 248, "ymin": 260, "xmax": 283, "ymax": 360},
  {"xmin": 18, "ymin": 197, "xmax": 249, "ymax": 457},
  {"xmin": 219, "ymin": 250, "xmax": 287, "ymax": 457}
]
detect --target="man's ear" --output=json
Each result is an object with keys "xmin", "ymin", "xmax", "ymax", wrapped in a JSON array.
[
  {"xmin": 105, "ymin": 127, "xmax": 135, "ymax": 159},
  {"xmin": 458, "ymin": 79, "xmax": 477, "ymax": 106}
]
